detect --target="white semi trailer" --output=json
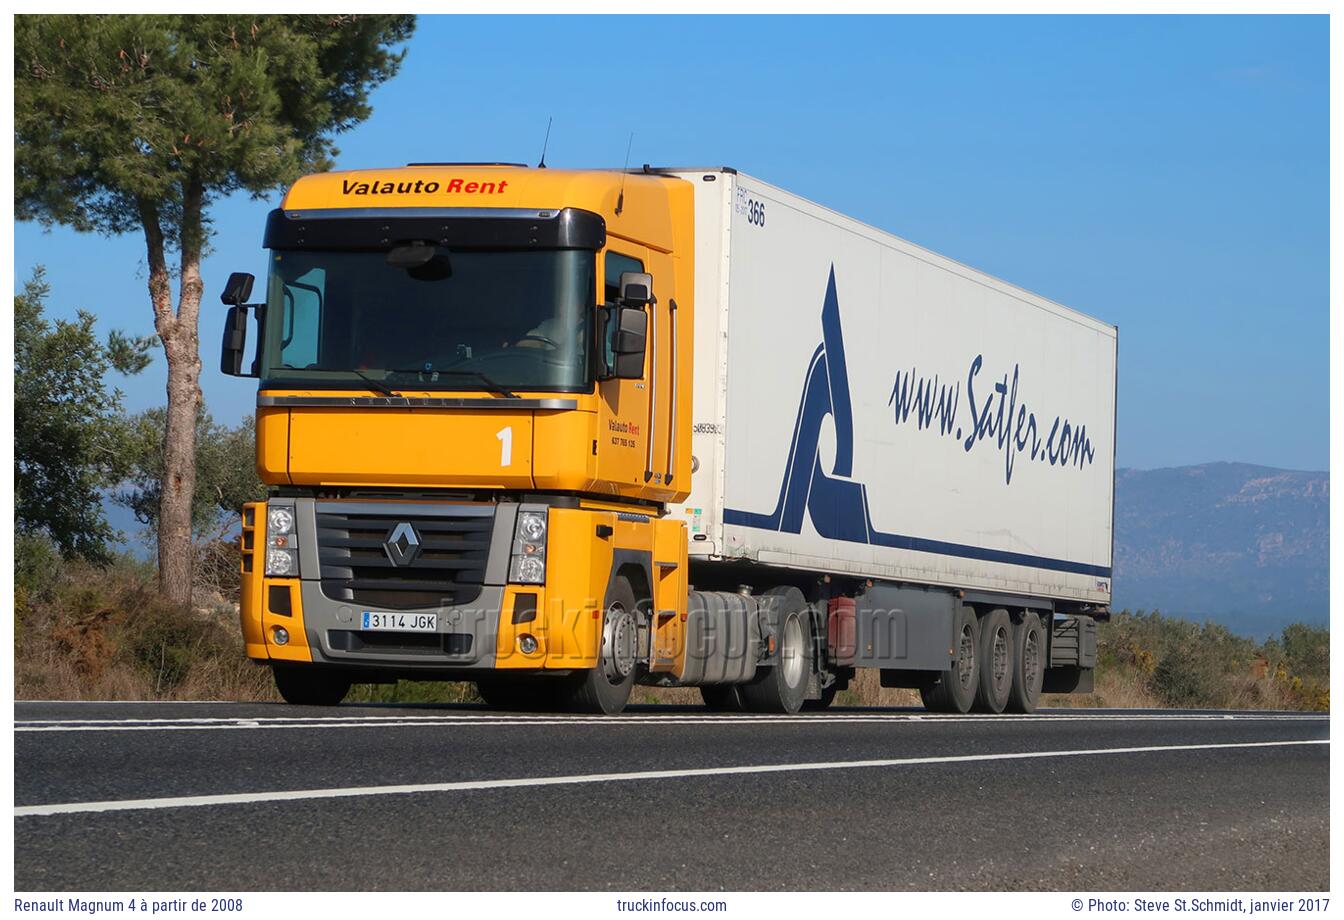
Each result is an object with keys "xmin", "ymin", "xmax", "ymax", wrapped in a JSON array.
[
  {"xmin": 227, "ymin": 163, "xmax": 1114, "ymax": 714},
  {"xmin": 667, "ymin": 168, "xmax": 1115, "ymax": 713}
]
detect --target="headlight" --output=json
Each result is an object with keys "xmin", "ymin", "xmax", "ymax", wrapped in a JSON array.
[
  {"xmin": 517, "ymin": 511, "xmax": 547, "ymax": 544},
  {"xmin": 265, "ymin": 502, "xmax": 300, "ymax": 577},
  {"xmin": 267, "ymin": 506, "xmax": 295, "ymax": 535},
  {"xmin": 509, "ymin": 508, "xmax": 547, "ymax": 584}
]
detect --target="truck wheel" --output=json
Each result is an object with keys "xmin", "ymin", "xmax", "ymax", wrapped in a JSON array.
[
  {"xmin": 919, "ymin": 605, "xmax": 979, "ymax": 713},
  {"xmin": 1006, "ymin": 611, "xmax": 1045, "ymax": 713},
  {"xmin": 700, "ymin": 685, "xmax": 745, "ymax": 712},
  {"xmin": 738, "ymin": 587, "xmax": 813, "ymax": 714},
  {"xmin": 563, "ymin": 576, "xmax": 640, "ymax": 715},
  {"xmin": 272, "ymin": 665, "xmax": 351, "ymax": 706},
  {"xmin": 973, "ymin": 608, "xmax": 1014, "ymax": 713}
]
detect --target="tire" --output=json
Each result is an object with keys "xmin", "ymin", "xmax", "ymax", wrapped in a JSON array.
[
  {"xmin": 738, "ymin": 587, "xmax": 813, "ymax": 714},
  {"xmin": 973, "ymin": 608, "xmax": 1014, "ymax": 714},
  {"xmin": 919, "ymin": 605, "xmax": 979, "ymax": 713},
  {"xmin": 700, "ymin": 684, "xmax": 746, "ymax": 712},
  {"xmin": 562, "ymin": 576, "xmax": 640, "ymax": 715},
  {"xmin": 272, "ymin": 665, "xmax": 351, "ymax": 706},
  {"xmin": 1006, "ymin": 611, "xmax": 1045, "ymax": 713}
]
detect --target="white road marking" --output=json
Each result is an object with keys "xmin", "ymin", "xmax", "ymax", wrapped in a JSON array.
[
  {"xmin": 13, "ymin": 711, "xmax": 1328, "ymax": 733},
  {"xmin": 14, "ymin": 739, "xmax": 1327, "ymax": 818}
]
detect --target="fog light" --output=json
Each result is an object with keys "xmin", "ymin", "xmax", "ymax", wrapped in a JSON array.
[
  {"xmin": 273, "ymin": 626, "xmax": 290, "ymax": 646},
  {"xmin": 518, "ymin": 634, "xmax": 538, "ymax": 654},
  {"xmin": 509, "ymin": 555, "xmax": 545, "ymax": 584}
]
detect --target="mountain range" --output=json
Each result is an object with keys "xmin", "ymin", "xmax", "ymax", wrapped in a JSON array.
[{"xmin": 1111, "ymin": 462, "xmax": 1329, "ymax": 637}]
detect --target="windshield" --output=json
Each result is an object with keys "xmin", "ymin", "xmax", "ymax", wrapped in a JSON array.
[{"xmin": 259, "ymin": 248, "xmax": 596, "ymax": 392}]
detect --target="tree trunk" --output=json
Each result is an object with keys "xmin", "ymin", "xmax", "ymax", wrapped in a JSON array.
[{"xmin": 139, "ymin": 183, "xmax": 205, "ymax": 606}]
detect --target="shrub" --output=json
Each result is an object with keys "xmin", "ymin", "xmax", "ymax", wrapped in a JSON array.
[
  {"xmin": 1151, "ymin": 647, "xmax": 1221, "ymax": 708},
  {"xmin": 193, "ymin": 537, "xmax": 242, "ymax": 604},
  {"xmin": 16, "ymin": 531, "xmax": 63, "ymax": 609},
  {"xmin": 15, "ymin": 552, "xmax": 270, "ymax": 701},
  {"xmin": 1280, "ymin": 623, "xmax": 1329, "ymax": 682},
  {"xmin": 122, "ymin": 591, "xmax": 208, "ymax": 693}
]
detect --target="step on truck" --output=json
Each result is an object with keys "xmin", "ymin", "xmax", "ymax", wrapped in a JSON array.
[{"xmin": 221, "ymin": 164, "xmax": 1115, "ymax": 714}]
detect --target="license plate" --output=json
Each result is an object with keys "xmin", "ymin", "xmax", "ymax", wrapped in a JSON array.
[{"xmin": 361, "ymin": 611, "xmax": 438, "ymax": 633}]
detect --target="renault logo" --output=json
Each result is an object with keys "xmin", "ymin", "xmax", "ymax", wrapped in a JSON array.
[{"xmin": 384, "ymin": 522, "xmax": 422, "ymax": 566}]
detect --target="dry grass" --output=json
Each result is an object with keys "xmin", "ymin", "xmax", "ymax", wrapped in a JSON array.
[
  {"xmin": 15, "ymin": 644, "xmax": 153, "ymax": 701},
  {"xmin": 836, "ymin": 668, "xmax": 923, "ymax": 708},
  {"xmin": 631, "ymin": 685, "xmax": 704, "ymax": 706},
  {"xmin": 1041, "ymin": 668, "xmax": 1164, "ymax": 709},
  {"xmin": 1050, "ymin": 667, "xmax": 1306, "ymax": 711},
  {"xmin": 15, "ymin": 555, "xmax": 280, "ymax": 702}
]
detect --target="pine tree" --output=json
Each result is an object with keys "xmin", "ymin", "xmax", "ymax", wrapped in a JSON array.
[{"xmin": 16, "ymin": 14, "xmax": 416, "ymax": 602}]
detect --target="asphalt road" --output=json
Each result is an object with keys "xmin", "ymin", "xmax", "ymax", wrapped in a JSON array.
[{"xmin": 14, "ymin": 701, "xmax": 1329, "ymax": 891}]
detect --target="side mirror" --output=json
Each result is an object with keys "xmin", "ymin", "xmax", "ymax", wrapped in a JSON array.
[
  {"xmin": 611, "ymin": 306, "xmax": 648, "ymax": 379},
  {"xmin": 618, "ymin": 271, "xmax": 655, "ymax": 307},
  {"xmin": 221, "ymin": 272, "xmax": 255, "ymax": 306},
  {"xmin": 220, "ymin": 305, "xmax": 255, "ymax": 377}
]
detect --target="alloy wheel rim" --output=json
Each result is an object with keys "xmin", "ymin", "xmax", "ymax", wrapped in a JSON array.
[
  {"xmin": 957, "ymin": 624, "xmax": 976, "ymax": 688},
  {"xmin": 992, "ymin": 626, "xmax": 1010, "ymax": 687},
  {"xmin": 1023, "ymin": 628, "xmax": 1041, "ymax": 688}
]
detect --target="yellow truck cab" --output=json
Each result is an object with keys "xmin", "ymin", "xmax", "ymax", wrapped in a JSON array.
[{"xmin": 223, "ymin": 163, "xmax": 1113, "ymax": 715}]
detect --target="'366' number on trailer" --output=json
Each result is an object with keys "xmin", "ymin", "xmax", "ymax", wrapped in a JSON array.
[
  {"xmin": 746, "ymin": 198, "xmax": 766, "ymax": 227},
  {"xmin": 736, "ymin": 188, "xmax": 767, "ymax": 227}
]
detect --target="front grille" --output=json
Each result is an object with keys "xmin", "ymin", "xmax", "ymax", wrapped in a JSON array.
[
  {"xmin": 328, "ymin": 630, "xmax": 474, "ymax": 657},
  {"xmin": 315, "ymin": 504, "xmax": 492, "ymax": 610}
]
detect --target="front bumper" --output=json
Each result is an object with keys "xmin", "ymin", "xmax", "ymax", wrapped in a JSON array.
[{"xmin": 303, "ymin": 581, "xmax": 507, "ymax": 670}]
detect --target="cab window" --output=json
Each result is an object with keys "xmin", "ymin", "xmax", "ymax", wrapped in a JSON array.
[
  {"xmin": 279, "ymin": 267, "xmax": 323, "ymax": 369},
  {"xmin": 605, "ymin": 252, "xmax": 644, "ymax": 304},
  {"xmin": 601, "ymin": 252, "xmax": 645, "ymax": 371}
]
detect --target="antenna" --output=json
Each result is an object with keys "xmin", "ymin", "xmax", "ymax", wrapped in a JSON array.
[
  {"xmin": 615, "ymin": 132, "xmax": 633, "ymax": 216},
  {"xmin": 537, "ymin": 116, "xmax": 553, "ymax": 169}
]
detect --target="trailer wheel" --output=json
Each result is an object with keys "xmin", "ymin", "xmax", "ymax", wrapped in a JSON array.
[
  {"xmin": 700, "ymin": 685, "xmax": 746, "ymax": 712},
  {"xmin": 272, "ymin": 665, "xmax": 351, "ymax": 706},
  {"xmin": 738, "ymin": 587, "xmax": 813, "ymax": 714},
  {"xmin": 1006, "ymin": 611, "xmax": 1045, "ymax": 713},
  {"xmin": 562, "ymin": 576, "xmax": 639, "ymax": 715},
  {"xmin": 919, "ymin": 605, "xmax": 979, "ymax": 713},
  {"xmin": 973, "ymin": 608, "xmax": 1014, "ymax": 713}
]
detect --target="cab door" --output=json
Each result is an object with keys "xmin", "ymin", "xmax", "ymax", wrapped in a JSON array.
[{"xmin": 594, "ymin": 246, "xmax": 654, "ymax": 495}]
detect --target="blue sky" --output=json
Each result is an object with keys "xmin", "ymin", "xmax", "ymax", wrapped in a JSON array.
[{"xmin": 14, "ymin": 14, "xmax": 1329, "ymax": 472}]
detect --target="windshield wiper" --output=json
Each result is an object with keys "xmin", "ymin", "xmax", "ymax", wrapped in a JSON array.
[
  {"xmin": 302, "ymin": 366, "xmax": 402, "ymax": 398},
  {"xmin": 349, "ymin": 368, "xmax": 400, "ymax": 398},
  {"xmin": 386, "ymin": 368, "xmax": 519, "ymax": 399}
]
